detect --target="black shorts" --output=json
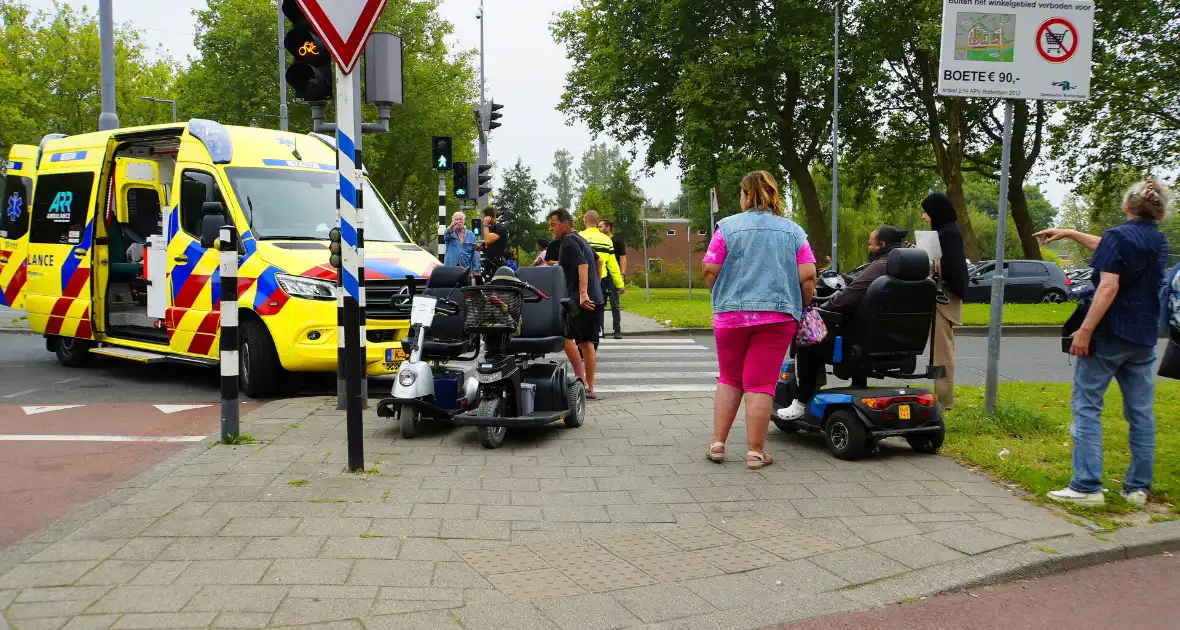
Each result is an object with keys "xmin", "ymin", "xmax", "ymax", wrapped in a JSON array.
[{"xmin": 566, "ymin": 305, "xmax": 603, "ymax": 344}]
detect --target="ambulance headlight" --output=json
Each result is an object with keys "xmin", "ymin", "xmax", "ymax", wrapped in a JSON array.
[{"xmin": 276, "ymin": 274, "xmax": 338, "ymax": 301}]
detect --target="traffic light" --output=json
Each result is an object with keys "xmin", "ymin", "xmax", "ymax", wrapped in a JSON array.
[
  {"xmin": 486, "ymin": 101, "xmax": 503, "ymax": 131},
  {"xmin": 475, "ymin": 162, "xmax": 493, "ymax": 201},
  {"xmin": 452, "ymin": 162, "xmax": 470, "ymax": 199},
  {"xmin": 283, "ymin": 0, "xmax": 332, "ymax": 101},
  {"xmin": 432, "ymin": 136, "xmax": 452, "ymax": 170},
  {"xmin": 474, "ymin": 102, "xmax": 504, "ymax": 132},
  {"xmin": 328, "ymin": 227, "xmax": 342, "ymax": 269}
]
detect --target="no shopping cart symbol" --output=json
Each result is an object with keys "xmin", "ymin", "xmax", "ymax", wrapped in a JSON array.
[{"xmin": 1036, "ymin": 17, "xmax": 1079, "ymax": 63}]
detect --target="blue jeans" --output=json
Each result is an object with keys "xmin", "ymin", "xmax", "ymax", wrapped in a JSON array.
[{"xmin": 1069, "ymin": 333, "xmax": 1157, "ymax": 494}]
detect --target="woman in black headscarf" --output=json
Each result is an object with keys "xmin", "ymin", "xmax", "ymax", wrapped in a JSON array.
[{"xmin": 921, "ymin": 193, "xmax": 969, "ymax": 410}]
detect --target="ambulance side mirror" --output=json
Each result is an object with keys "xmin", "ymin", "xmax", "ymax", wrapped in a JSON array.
[{"xmin": 200, "ymin": 201, "xmax": 227, "ymax": 249}]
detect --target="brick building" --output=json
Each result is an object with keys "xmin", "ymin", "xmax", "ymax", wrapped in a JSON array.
[{"xmin": 622, "ymin": 222, "xmax": 710, "ymax": 275}]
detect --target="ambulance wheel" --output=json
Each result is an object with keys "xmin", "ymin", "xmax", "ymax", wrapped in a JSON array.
[
  {"xmin": 824, "ymin": 409, "xmax": 867, "ymax": 461},
  {"xmin": 399, "ymin": 405, "xmax": 420, "ymax": 440},
  {"xmin": 240, "ymin": 319, "xmax": 281, "ymax": 398},
  {"xmin": 564, "ymin": 380, "xmax": 586, "ymax": 428},
  {"xmin": 54, "ymin": 336, "xmax": 93, "ymax": 368}
]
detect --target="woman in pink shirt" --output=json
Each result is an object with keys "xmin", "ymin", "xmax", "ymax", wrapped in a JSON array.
[{"xmin": 702, "ymin": 172, "xmax": 817, "ymax": 469}]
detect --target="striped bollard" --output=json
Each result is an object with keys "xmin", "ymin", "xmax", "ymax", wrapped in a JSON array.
[
  {"xmin": 218, "ymin": 224, "xmax": 240, "ymax": 441},
  {"xmin": 336, "ymin": 67, "xmax": 366, "ymax": 472},
  {"xmin": 437, "ymin": 173, "xmax": 447, "ymax": 261}
]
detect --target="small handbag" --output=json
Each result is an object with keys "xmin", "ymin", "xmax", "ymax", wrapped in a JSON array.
[
  {"xmin": 795, "ymin": 307, "xmax": 828, "ymax": 347},
  {"xmin": 1159, "ymin": 328, "xmax": 1180, "ymax": 380}
]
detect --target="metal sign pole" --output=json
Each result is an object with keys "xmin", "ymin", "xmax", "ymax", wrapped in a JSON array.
[
  {"xmin": 830, "ymin": 0, "xmax": 840, "ymax": 273},
  {"xmin": 218, "ymin": 225, "xmax": 240, "ymax": 441},
  {"xmin": 642, "ymin": 220, "xmax": 650, "ymax": 303},
  {"xmin": 985, "ymin": 99, "xmax": 1015, "ymax": 414},
  {"xmin": 278, "ymin": 3, "xmax": 288, "ymax": 132},
  {"xmin": 336, "ymin": 64, "xmax": 366, "ymax": 471},
  {"xmin": 687, "ymin": 228, "xmax": 692, "ymax": 300}
]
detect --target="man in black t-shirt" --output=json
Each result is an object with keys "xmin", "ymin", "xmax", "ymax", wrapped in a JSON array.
[
  {"xmin": 478, "ymin": 207, "xmax": 509, "ymax": 277},
  {"xmin": 547, "ymin": 208, "xmax": 603, "ymax": 398}
]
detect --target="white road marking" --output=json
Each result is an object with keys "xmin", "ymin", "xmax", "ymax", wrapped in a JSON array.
[
  {"xmin": 21, "ymin": 405, "xmax": 84, "ymax": 415},
  {"xmin": 154, "ymin": 404, "xmax": 213, "ymax": 414},
  {"xmin": 597, "ymin": 338, "xmax": 698, "ymax": 345},
  {"xmin": 597, "ymin": 345, "xmax": 706, "ymax": 352},
  {"xmin": 3, "ymin": 389, "xmax": 38, "ymax": 399},
  {"xmin": 594, "ymin": 384, "xmax": 716, "ymax": 393},
  {"xmin": 595, "ymin": 372, "xmax": 719, "ymax": 380},
  {"xmin": 592, "ymin": 361, "xmax": 717, "ymax": 369},
  {"xmin": 54, "ymin": 377, "xmax": 83, "ymax": 384},
  {"xmin": 0, "ymin": 434, "xmax": 207, "ymax": 443}
]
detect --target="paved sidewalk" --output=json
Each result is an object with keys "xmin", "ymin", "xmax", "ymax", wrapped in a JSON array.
[{"xmin": 2, "ymin": 393, "xmax": 1177, "ymax": 630}]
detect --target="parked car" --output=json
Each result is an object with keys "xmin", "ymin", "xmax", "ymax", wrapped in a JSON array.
[
  {"xmin": 964, "ymin": 260, "xmax": 1071, "ymax": 304},
  {"xmin": 1068, "ymin": 268, "xmax": 1093, "ymax": 298}
]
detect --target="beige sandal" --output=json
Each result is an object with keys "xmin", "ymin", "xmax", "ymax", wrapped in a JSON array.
[
  {"xmin": 746, "ymin": 451, "xmax": 773, "ymax": 469},
  {"xmin": 706, "ymin": 442, "xmax": 726, "ymax": 462}
]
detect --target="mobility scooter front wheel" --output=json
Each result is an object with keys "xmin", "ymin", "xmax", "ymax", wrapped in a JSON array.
[
  {"xmin": 475, "ymin": 398, "xmax": 507, "ymax": 449},
  {"xmin": 398, "ymin": 406, "xmax": 420, "ymax": 440}
]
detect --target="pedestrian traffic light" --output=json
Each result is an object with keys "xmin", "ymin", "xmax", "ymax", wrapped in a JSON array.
[
  {"xmin": 452, "ymin": 162, "xmax": 470, "ymax": 199},
  {"xmin": 475, "ymin": 162, "xmax": 493, "ymax": 200},
  {"xmin": 328, "ymin": 227, "xmax": 342, "ymax": 269},
  {"xmin": 432, "ymin": 136, "xmax": 452, "ymax": 170},
  {"xmin": 283, "ymin": 0, "xmax": 333, "ymax": 102}
]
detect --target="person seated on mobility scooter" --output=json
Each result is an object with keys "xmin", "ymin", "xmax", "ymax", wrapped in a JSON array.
[
  {"xmin": 452, "ymin": 265, "xmax": 588, "ymax": 449},
  {"xmin": 376, "ymin": 265, "xmax": 481, "ymax": 439},
  {"xmin": 772, "ymin": 245, "xmax": 947, "ymax": 460}
]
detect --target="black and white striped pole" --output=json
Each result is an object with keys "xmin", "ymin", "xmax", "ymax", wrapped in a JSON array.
[
  {"xmin": 437, "ymin": 172, "xmax": 447, "ymax": 261},
  {"xmin": 218, "ymin": 224, "xmax": 240, "ymax": 441}
]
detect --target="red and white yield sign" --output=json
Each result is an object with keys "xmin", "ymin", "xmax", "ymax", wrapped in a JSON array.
[
  {"xmin": 296, "ymin": 0, "xmax": 389, "ymax": 74},
  {"xmin": 1036, "ymin": 17, "xmax": 1079, "ymax": 64}
]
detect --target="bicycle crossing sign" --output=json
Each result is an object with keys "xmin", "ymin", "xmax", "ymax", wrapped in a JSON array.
[
  {"xmin": 296, "ymin": 0, "xmax": 389, "ymax": 74},
  {"xmin": 937, "ymin": 0, "xmax": 1094, "ymax": 102}
]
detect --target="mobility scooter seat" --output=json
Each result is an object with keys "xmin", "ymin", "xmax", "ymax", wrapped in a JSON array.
[
  {"xmin": 820, "ymin": 248, "xmax": 940, "ymax": 381},
  {"xmin": 506, "ymin": 266, "xmax": 569, "ymax": 356},
  {"xmin": 400, "ymin": 265, "xmax": 474, "ymax": 360}
]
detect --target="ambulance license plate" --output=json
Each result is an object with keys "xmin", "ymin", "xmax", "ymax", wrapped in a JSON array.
[
  {"xmin": 898, "ymin": 405, "xmax": 911, "ymax": 420},
  {"xmin": 386, "ymin": 349, "xmax": 407, "ymax": 363}
]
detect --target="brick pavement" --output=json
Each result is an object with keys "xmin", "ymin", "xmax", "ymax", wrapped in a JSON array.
[{"xmin": 0, "ymin": 393, "xmax": 1143, "ymax": 630}]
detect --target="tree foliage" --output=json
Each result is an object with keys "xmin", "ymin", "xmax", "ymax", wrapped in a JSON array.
[
  {"xmin": 175, "ymin": 0, "xmax": 481, "ymax": 244},
  {"xmin": 0, "ymin": 1, "xmax": 177, "ymax": 157},
  {"xmin": 554, "ymin": 0, "xmax": 883, "ymax": 261},
  {"xmin": 494, "ymin": 158, "xmax": 543, "ymax": 252},
  {"xmin": 544, "ymin": 149, "xmax": 575, "ymax": 211}
]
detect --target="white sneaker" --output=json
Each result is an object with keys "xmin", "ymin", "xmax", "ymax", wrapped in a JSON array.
[
  {"xmin": 1121, "ymin": 491, "xmax": 1148, "ymax": 507},
  {"xmin": 1047, "ymin": 487, "xmax": 1105, "ymax": 506},
  {"xmin": 776, "ymin": 401, "xmax": 807, "ymax": 421}
]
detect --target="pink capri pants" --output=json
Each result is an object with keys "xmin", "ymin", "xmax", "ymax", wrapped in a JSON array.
[{"xmin": 714, "ymin": 321, "xmax": 797, "ymax": 395}]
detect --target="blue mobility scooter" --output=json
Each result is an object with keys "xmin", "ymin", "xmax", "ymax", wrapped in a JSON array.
[
  {"xmin": 772, "ymin": 249, "xmax": 948, "ymax": 460},
  {"xmin": 376, "ymin": 266, "xmax": 481, "ymax": 439},
  {"xmin": 452, "ymin": 265, "xmax": 587, "ymax": 449}
]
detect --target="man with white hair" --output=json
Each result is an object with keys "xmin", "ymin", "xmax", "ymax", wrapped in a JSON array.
[{"xmin": 444, "ymin": 211, "xmax": 479, "ymax": 271}]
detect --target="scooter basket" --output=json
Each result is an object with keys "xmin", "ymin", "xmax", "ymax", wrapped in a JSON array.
[{"xmin": 460, "ymin": 285, "xmax": 525, "ymax": 332}]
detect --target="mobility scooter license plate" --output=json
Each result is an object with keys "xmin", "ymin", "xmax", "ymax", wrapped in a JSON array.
[{"xmin": 898, "ymin": 405, "xmax": 911, "ymax": 420}]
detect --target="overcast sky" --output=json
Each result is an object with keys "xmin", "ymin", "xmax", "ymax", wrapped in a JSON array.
[{"xmin": 21, "ymin": 0, "xmax": 1073, "ymax": 208}]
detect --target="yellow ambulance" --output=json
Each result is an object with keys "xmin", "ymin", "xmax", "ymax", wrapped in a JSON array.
[
  {"xmin": 19, "ymin": 120, "xmax": 439, "ymax": 397},
  {"xmin": 2, "ymin": 144, "xmax": 38, "ymax": 311}
]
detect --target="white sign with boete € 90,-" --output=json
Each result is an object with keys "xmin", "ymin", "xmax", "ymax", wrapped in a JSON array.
[{"xmin": 938, "ymin": 0, "xmax": 1094, "ymax": 102}]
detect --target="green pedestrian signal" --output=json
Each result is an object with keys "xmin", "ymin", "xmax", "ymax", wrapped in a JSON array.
[{"xmin": 432, "ymin": 136, "xmax": 452, "ymax": 172}]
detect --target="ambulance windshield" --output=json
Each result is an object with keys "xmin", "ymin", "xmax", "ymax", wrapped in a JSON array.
[{"xmin": 225, "ymin": 168, "xmax": 407, "ymax": 242}]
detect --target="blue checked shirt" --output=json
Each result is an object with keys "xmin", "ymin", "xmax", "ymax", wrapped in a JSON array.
[{"xmin": 1089, "ymin": 219, "xmax": 1169, "ymax": 347}]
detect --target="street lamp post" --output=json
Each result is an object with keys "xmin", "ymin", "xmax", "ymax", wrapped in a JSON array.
[{"xmin": 139, "ymin": 96, "xmax": 177, "ymax": 122}]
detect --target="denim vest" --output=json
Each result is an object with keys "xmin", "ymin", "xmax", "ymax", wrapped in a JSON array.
[{"xmin": 711, "ymin": 210, "xmax": 807, "ymax": 321}]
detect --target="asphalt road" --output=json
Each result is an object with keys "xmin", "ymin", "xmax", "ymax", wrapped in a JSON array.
[{"xmin": 783, "ymin": 553, "xmax": 1180, "ymax": 630}]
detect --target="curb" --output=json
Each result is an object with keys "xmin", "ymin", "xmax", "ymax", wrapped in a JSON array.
[{"xmin": 839, "ymin": 519, "xmax": 1180, "ymax": 609}]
